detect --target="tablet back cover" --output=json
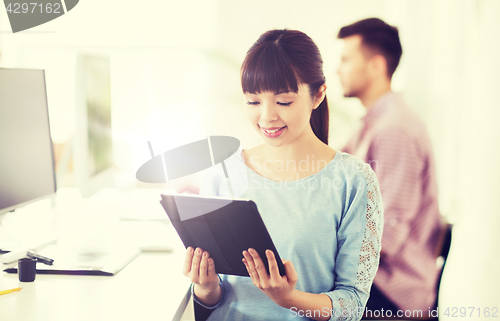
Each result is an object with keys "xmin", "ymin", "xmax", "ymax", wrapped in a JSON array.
[{"xmin": 160, "ymin": 194, "xmax": 285, "ymax": 277}]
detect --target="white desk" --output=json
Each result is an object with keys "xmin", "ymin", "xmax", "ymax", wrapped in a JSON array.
[
  {"xmin": 0, "ymin": 250, "xmax": 191, "ymax": 321},
  {"xmin": 0, "ymin": 188, "xmax": 192, "ymax": 321}
]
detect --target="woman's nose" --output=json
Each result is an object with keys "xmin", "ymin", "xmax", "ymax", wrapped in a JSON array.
[{"xmin": 260, "ymin": 102, "xmax": 278, "ymax": 123}]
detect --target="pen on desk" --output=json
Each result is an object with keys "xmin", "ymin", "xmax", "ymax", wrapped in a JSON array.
[
  {"xmin": 0, "ymin": 287, "xmax": 22, "ymax": 296},
  {"xmin": 27, "ymin": 251, "xmax": 54, "ymax": 265}
]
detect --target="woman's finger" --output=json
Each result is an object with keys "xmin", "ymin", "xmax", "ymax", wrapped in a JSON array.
[
  {"xmin": 242, "ymin": 258, "xmax": 251, "ymax": 277},
  {"xmin": 265, "ymin": 250, "xmax": 281, "ymax": 281},
  {"xmin": 248, "ymin": 248, "xmax": 269, "ymax": 286},
  {"xmin": 207, "ymin": 258, "xmax": 216, "ymax": 277},
  {"xmin": 199, "ymin": 251, "xmax": 209, "ymax": 283},
  {"xmin": 283, "ymin": 259, "xmax": 299, "ymax": 284},
  {"xmin": 242, "ymin": 250, "xmax": 260, "ymax": 285},
  {"xmin": 190, "ymin": 247, "xmax": 203, "ymax": 281}
]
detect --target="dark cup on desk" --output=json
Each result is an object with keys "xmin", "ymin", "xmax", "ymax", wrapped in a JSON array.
[{"xmin": 18, "ymin": 258, "xmax": 36, "ymax": 282}]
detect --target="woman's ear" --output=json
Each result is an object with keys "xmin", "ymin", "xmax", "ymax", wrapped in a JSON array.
[{"xmin": 313, "ymin": 84, "xmax": 327, "ymax": 109}]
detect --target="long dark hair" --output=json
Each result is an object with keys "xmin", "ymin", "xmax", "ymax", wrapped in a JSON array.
[{"xmin": 241, "ymin": 29, "xmax": 329, "ymax": 145}]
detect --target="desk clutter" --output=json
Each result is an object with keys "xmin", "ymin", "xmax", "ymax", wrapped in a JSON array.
[
  {"xmin": 1, "ymin": 220, "xmax": 178, "ymax": 277},
  {"xmin": 0, "ymin": 287, "xmax": 22, "ymax": 296},
  {"xmin": 3, "ymin": 246, "xmax": 141, "ymax": 277},
  {"xmin": 0, "ymin": 188, "xmax": 182, "ymax": 278}
]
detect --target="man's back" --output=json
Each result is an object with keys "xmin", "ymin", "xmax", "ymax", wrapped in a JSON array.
[{"xmin": 344, "ymin": 91, "xmax": 441, "ymax": 311}]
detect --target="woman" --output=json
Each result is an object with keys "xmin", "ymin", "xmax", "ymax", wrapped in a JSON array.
[{"xmin": 183, "ymin": 29, "xmax": 383, "ymax": 321}]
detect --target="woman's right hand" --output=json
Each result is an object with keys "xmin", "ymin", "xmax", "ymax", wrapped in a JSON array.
[{"xmin": 183, "ymin": 247, "xmax": 221, "ymax": 304}]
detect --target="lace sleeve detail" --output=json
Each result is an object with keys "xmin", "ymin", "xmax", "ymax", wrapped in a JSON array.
[
  {"xmin": 325, "ymin": 157, "xmax": 384, "ymax": 321},
  {"xmin": 356, "ymin": 162, "xmax": 384, "ymax": 293}
]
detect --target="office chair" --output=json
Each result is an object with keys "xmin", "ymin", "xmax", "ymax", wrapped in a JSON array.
[
  {"xmin": 363, "ymin": 219, "xmax": 453, "ymax": 321},
  {"xmin": 408, "ymin": 221, "xmax": 453, "ymax": 321},
  {"xmin": 432, "ymin": 222, "xmax": 453, "ymax": 319}
]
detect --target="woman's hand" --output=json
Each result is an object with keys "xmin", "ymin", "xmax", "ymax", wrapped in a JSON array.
[
  {"xmin": 242, "ymin": 248, "xmax": 299, "ymax": 307},
  {"xmin": 183, "ymin": 247, "xmax": 221, "ymax": 305}
]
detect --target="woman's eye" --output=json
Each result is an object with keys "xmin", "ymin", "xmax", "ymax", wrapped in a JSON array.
[
  {"xmin": 277, "ymin": 102, "xmax": 292, "ymax": 106},
  {"xmin": 246, "ymin": 101, "xmax": 260, "ymax": 105}
]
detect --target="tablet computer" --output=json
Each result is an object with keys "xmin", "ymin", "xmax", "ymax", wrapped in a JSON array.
[{"xmin": 160, "ymin": 194, "xmax": 286, "ymax": 277}]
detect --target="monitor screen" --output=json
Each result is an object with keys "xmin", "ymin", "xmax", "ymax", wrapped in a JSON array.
[{"xmin": 0, "ymin": 68, "xmax": 56, "ymax": 215}]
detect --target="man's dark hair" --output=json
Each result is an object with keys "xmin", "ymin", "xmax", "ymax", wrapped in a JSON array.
[{"xmin": 338, "ymin": 18, "xmax": 402, "ymax": 78}]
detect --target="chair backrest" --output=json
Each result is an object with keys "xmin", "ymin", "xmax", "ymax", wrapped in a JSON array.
[
  {"xmin": 439, "ymin": 223, "xmax": 453, "ymax": 260},
  {"xmin": 435, "ymin": 221, "xmax": 453, "ymax": 293},
  {"xmin": 434, "ymin": 217, "xmax": 453, "ymax": 259}
]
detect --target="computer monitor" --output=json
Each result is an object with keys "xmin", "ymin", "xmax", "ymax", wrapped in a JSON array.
[{"xmin": 0, "ymin": 68, "xmax": 57, "ymax": 215}]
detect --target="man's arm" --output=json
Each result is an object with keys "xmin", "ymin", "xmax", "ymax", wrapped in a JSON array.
[{"xmin": 368, "ymin": 129, "xmax": 424, "ymax": 257}]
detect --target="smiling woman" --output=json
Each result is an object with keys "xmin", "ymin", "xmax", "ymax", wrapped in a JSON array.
[
  {"xmin": 182, "ymin": 29, "xmax": 384, "ymax": 321},
  {"xmin": 243, "ymin": 85, "xmax": 320, "ymax": 145},
  {"xmin": 241, "ymin": 29, "xmax": 330, "ymax": 146}
]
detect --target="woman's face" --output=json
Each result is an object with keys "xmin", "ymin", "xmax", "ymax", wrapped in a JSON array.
[{"xmin": 244, "ymin": 84, "xmax": 320, "ymax": 148}]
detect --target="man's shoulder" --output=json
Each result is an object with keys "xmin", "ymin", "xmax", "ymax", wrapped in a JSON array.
[
  {"xmin": 373, "ymin": 103, "xmax": 428, "ymax": 143},
  {"xmin": 367, "ymin": 105, "xmax": 436, "ymax": 162}
]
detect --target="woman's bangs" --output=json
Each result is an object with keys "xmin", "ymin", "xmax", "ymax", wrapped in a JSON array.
[{"xmin": 241, "ymin": 44, "xmax": 299, "ymax": 94}]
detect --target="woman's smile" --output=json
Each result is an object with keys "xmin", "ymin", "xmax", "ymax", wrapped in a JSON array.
[{"xmin": 261, "ymin": 125, "xmax": 287, "ymax": 137}]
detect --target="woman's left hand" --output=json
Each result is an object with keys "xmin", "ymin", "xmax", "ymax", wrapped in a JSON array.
[{"xmin": 242, "ymin": 248, "xmax": 298, "ymax": 307}]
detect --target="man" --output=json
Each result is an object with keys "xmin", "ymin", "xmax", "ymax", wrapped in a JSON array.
[{"xmin": 337, "ymin": 18, "xmax": 442, "ymax": 315}]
